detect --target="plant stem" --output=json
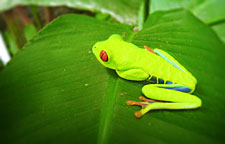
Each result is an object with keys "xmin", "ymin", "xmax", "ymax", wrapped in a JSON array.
[
  {"xmin": 2, "ymin": 10, "xmax": 26, "ymax": 49},
  {"xmin": 14, "ymin": 6, "xmax": 32, "ymax": 25},
  {"xmin": 44, "ymin": 7, "xmax": 51, "ymax": 24}
]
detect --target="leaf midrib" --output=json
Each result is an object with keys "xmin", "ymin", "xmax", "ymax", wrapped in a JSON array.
[{"xmin": 97, "ymin": 76, "xmax": 121, "ymax": 144}]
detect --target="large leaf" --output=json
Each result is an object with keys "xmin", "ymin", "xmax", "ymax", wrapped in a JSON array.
[
  {"xmin": 0, "ymin": 9, "xmax": 225, "ymax": 144},
  {"xmin": 0, "ymin": 0, "xmax": 143, "ymax": 25}
]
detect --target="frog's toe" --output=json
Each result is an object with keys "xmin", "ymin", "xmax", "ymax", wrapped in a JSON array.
[
  {"xmin": 126, "ymin": 100, "xmax": 147, "ymax": 108},
  {"xmin": 139, "ymin": 96, "xmax": 157, "ymax": 103},
  {"xmin": 126, "ymin": 100, "xmax": 137, "ymax": 106},
  {"xmin": 135, "ymin": 111, "xmax": 143, "ymax": 118}
]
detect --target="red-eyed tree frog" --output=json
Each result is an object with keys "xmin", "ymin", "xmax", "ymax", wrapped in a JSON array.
[{"xmin": 92, "ymin": 34, "xmax": 202, "ymax": 118}]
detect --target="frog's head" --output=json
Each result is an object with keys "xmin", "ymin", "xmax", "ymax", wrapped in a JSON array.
[{"xmin": 92, "ymin": 34, "xmax": 125, "ymax": 70}]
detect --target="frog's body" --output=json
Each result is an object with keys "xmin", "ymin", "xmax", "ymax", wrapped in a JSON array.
[{"xmin": 92, "ymin": 34, "xmax": 201, "ymax": 118}]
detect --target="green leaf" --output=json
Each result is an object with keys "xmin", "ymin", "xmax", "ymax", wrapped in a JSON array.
[
  {"xmin": 0, "ymin": 9, "xmax": 225, "ymax": 144},
  {"xmin": 30, "ymin": 6, "xmax": 42, "ymax": 29},
  {"xmin": 150, "ymin": 0, "xmax": 225, "ymax": 24},
  {"xmin": 24, "ymin": 24, "xmax": 37, "ymax": 41},
  {"xmin": 0, "ymin": 59, "xmax": 3, "ymax": 69},
  {"xmin": 212, "ymin": 22, "xmax": 225, "ymax": 43},
  {"xmin": 138, "ymin": 0, "xmax": 150, "ymax": 31},
  {"xmin": 3, "ymin": 31, "xmax": 19, "ymax": 55},
  {"xmin": 0, "ymin": 0, "xmax": 144, "ymax": 25}
]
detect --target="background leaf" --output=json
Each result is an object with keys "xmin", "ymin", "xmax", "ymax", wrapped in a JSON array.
[
  {"xmin": 150, "ymin": 0, "xmax": 225, "ymax": 43},
  {"xmin": 24, "ymin": 24, "xmax": 37, "ymax": 41},
  {"xmin": 0, "ymin": 9, "xmax": 225, "ymax": 144},
  {"xmin": 212, "ymin": 22, "xmax": 225, "ymax": 43},
  {"xmin": 2, "ymin": 31, "xmax": 19, "ymax": 55},
  {"xmin": 150, "ymin": 0, "xmax": 225, "ymax": 24},
  {"xmin": 0, "ymin": 0, "xmax": 144, "ymax": 25}
]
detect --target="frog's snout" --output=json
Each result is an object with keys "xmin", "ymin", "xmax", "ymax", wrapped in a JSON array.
[
  {"xmin": 92, "ymin": 44, "xmax": 97, "ymax": 55},
  {"xmin": 92, "ymin": 42, "xmax": 99, "ymax": 50},
  {"xmin": 92, "ymin": 44, "xmax": 96, "ymax": 50}
]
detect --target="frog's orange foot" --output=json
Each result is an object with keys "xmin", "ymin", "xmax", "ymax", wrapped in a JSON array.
[
  {"xmin": 126, "ymin": 100, "xmax": 147, "ymax": 109},
  {"xmin": 126, "ymin": 96, "xmax": 166, "ymax": 118},
  {"xmin": 126, "ymin": 96, "xmax": 157, "ymax": 118},
  {"xmin": 139, "ymin": 96, "xmax": 166, "ymax": 103},
  {"xmin": 135, "ymin": 111, "xmax": 142, "ymax": 118},
  {"xmin": 139, "ymin": 96, "xmax": 157, "ymax": 103},
  {"xmin": 126, "ymin": 100, "xmax": 145, "ymax": 118}
]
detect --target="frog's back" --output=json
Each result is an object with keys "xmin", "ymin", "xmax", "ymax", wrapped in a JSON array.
[{"xmin": 126, "ymin": 47, "xmax": 196, "ymax": 89}]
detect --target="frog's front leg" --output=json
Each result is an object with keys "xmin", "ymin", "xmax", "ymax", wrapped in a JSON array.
[{"xmin": 127, "ymin": 84, "xmax": 202, "ymax": 118}]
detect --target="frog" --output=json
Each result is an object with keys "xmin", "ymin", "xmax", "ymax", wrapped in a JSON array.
[{"xmin": 92, "ymin": 34, "xmax": 201, "ymax": 118}]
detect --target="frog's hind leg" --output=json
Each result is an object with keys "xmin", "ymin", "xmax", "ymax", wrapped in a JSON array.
[{"xmin": 127, "ymin": 84, "xmax": 201, "ymax": 118}]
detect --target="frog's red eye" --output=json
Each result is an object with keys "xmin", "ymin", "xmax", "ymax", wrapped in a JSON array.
[{"xmin": 100, "ymin": 50, "xmax": 108, "ymax": 62}]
